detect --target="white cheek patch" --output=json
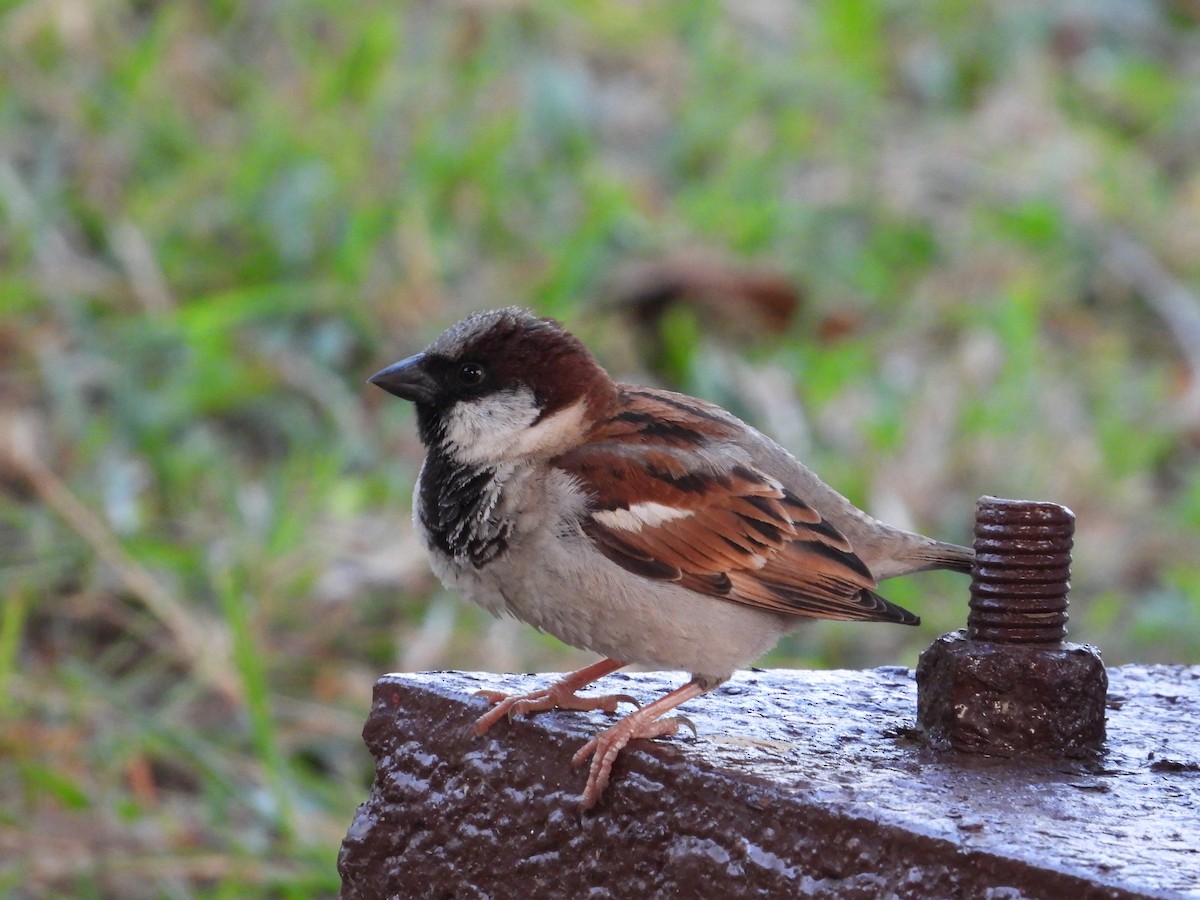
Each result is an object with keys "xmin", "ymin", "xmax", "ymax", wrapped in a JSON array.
[
  {"xmin": 442, "ymin": 389, "xmax": 587, "ymax": 465},
  {"xmin": 442, "ymin": 388, "xmax": 541, "ymax": 465},
  {"xmin": 594, "ymin": 502, "xmax": 694, "ymax": 532}
]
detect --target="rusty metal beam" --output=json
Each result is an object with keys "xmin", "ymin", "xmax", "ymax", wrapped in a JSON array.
[{"xmin": 339, "ymin": 666, "xmax": 1199, "ymax": 899}]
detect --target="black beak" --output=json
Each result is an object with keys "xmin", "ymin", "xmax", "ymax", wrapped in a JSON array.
[{"xmin": 368, "ymin": 353, "xmax": 437, "ymax": 403}]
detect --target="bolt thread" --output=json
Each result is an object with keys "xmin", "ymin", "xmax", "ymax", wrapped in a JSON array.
[{"xmin": 968, "ymin": 496, "xmax": 1074, "ymax": 644}]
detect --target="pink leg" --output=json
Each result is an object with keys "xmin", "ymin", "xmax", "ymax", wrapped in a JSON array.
[
  {"xmin": 571, "ymin": 678, "xmax": 707, "ymax": 810},
  {"xmin": 472, "ymin": 658, "xmax": 639, "ymax": 736}
]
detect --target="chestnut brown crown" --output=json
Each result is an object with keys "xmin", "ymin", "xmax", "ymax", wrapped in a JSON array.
[{"xmin": 369, "ymin": 308, "xmax": 616, "ymax": 429}]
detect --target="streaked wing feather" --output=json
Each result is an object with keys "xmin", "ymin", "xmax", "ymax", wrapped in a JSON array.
[
  {"xmin": 582, "ymin": 521, "xmax": 682, "ymax": 581},
  {"xmin": 556, "ymin": 392, "xmax": 914, "ymax": 625}
]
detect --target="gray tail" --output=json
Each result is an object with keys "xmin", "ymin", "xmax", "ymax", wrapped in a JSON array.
[
  {"xmin": 909, "ymin": 540, "xmax": 974, "ymax": 574},
  {"xmin": 866, "ymin": 539, "xmax": 972, "ymax": 623}
]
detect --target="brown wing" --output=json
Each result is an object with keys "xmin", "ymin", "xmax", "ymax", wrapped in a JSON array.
[{"xmin": 555, "ymin": 391, "xmax": 918, "ymax": 626}]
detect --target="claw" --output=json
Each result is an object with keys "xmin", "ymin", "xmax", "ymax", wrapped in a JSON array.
[{"xmin": 672, "ymin": 715, "xmax": 698, "ymax": 739}]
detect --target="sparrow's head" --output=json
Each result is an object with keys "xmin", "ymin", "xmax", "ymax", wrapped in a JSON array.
[{"xmin": 369, "ymin": 308, "xmax": 615, "ymax": 464}]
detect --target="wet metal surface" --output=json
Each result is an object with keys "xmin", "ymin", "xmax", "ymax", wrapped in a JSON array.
[{"xmin": 339, "ymin": 666, "xmax": 1200, "ymax": 899}]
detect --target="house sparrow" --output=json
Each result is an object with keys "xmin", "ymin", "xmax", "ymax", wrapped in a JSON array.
[{"xmin": 369, "ymin": 307, "xmax": 972, "ymax": 810}]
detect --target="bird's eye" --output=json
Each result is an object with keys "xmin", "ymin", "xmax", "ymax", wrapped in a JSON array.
[{"xmin": 458, "ymin": 363, "xmax": 486, "ymax": 387}]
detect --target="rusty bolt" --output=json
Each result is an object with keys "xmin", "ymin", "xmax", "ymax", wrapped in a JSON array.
[
  {"xmin": 968, "ymin": 497, "xmax": 1073, "ymax": 644},
  {"xmin": 916, "ymin": 496, "xmax": 1107, "ymax": 757}
]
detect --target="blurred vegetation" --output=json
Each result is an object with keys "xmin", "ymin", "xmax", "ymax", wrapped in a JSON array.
[{"xmin": 2, "ymin": 0, "xmax": 1200, "ymax": 894}]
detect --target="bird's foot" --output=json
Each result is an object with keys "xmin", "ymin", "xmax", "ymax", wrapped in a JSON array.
[
  {"xmin": 471, "ymin": 658, "xmax": 637, "ymax": 736},
  {"xmin": 571, "ymin": 709, "xmax": 698, "ymax": 810},
  {"xmin": 568, "ymin": 677, "xmax": 709, "ymax": 810},
  {"xmin": 473, "ymin": 684, "xmax": 640, "ymax": 735}
]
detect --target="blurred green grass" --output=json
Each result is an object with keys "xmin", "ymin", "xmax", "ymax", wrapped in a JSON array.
[{"xmin": 3, "ymin": 0, "xmax": 1200, "ymax": 895}]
